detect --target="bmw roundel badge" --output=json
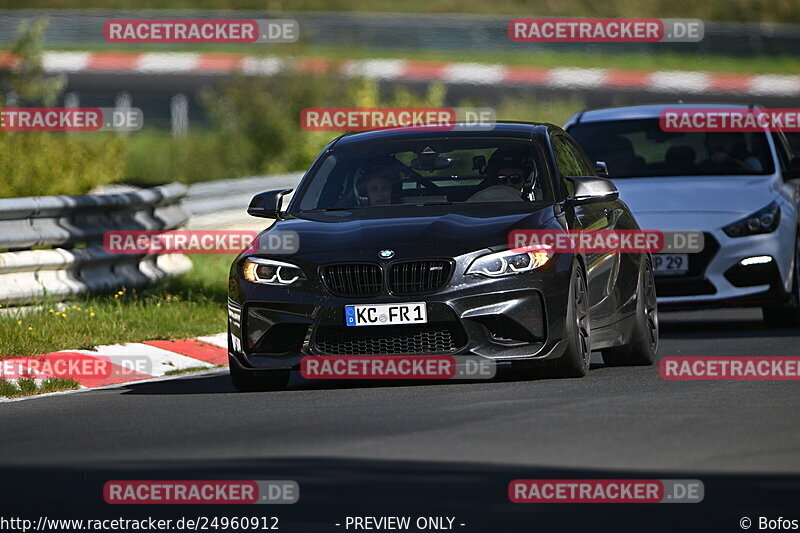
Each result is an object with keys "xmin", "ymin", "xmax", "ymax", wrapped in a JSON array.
[{"xmin": 379, "ymin": 249, "xmax": 395, "ymax": 259}]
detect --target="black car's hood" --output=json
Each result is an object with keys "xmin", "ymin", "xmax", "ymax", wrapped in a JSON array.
[{"xmin": 259, "ymin": 204, "xmax": 557, "ymax": 262}]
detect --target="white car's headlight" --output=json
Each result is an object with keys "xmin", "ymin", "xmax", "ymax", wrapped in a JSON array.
[
  {"xmin": 723, "ymin": 201, "xmax": 781, "ymax": 238},
  {"xmin": 466, "ymin": 247, "xmax": 553, "ymax": 277},
  {"xmin": 242, "ymin": 257, "xmax": 304, "ymax": 285}
]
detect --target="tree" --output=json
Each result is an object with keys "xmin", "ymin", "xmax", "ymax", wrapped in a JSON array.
[{"xmin": 0, "ymin": 18, "xmax": 65, "ymax": 107}]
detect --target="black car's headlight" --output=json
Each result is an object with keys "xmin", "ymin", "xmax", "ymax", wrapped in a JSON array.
[
  {"xmin": 242, "ymin": 257, "xmax": 304, "ymax": 285},
  {"xmin": 723, "ymin": 201, "xmax": 781, "ymax": 238},
  {"xmin": 466, "ymin": 247, "xmax": 553, "ymax": 278}
]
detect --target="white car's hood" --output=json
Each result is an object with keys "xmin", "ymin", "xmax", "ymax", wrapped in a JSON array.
[{"xmin": 612, "ymin": 176, "xmax": 777, "ymax": 217}]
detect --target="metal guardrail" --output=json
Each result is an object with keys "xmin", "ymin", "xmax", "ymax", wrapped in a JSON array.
[
  {"xmin": 182, "ymin": 172, "xmax": 304, "ymax": 232},
  {"xmin": 0, "ymin": 183, "xmax": 192, "ymax": 305},
  {"xmin": 183, "ymin": 172, "xmax": 303, "ymax": 217},
  {"xmin": 1, "ymin": 10, "xmax": 799, "ymax": 57}
]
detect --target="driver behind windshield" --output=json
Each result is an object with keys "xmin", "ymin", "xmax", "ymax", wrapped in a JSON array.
[
  {"xmin": 703, "ymin": 132, "xmax": 763, "ymax": 173},
  {"xmin": 357, "ymin": 167, "xmax": 401, "ymax": 206},
  {"xmin": 464, "ymin": 148, "xmax": 533, "ymax": 203},
  {"xmin": 486, "ymin": 148, "xmax": 532, "ymax": 193}
]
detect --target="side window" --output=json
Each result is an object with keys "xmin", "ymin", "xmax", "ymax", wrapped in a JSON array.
[
  {"xmin": 565, "ymin": 137, "xmax": 596, "ymax": 176},
  {"xmin": 552, "ymin": 135, "xmax": 593, "ymax": 177}
]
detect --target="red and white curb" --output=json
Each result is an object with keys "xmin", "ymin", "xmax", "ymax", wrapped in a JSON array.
[
  {"xmin": 1, "ymin": 51, "xmax": 797, "ymax": 97},
  {"xmin": 0, "ymin": 333, "xmax": 228, "ymax": 400}
]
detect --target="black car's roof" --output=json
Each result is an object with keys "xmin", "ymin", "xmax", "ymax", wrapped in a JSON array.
[{"xmin": 330, "ymin": 122, "xmax": 556, "ymax": 149}]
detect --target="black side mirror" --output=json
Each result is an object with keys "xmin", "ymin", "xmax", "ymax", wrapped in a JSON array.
[
  {"xmin": 566, "ymin": 176, "xmax": 619, "ymax": 206},
  {"xmin": 784, "ymin": 155, "xmax": 800, "ymax": 181},
  {"xmin": 248, "ymin": 189, "xmax": 293, "ymax": 219},
  {"xmin": 595, "ymin": 161, "xmax": 609, "ymax": 177}
]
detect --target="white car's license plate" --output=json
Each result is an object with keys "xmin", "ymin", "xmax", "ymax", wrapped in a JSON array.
[
  {"xmin": 345, "ymin": 303, "xmax": 427, "ymax": 327},
  {"xmin": 654, "ymin": 254, "xmax": 689, "ymax": 276}
]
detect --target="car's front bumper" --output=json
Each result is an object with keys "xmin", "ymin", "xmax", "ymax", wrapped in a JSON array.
[
  {"xmin": 227, "ymin": 252, "xmax": 574, "ymax": 370},
  {"xmin": 655, "ymin": 228, "xmax": 794, "ymax": 309}
]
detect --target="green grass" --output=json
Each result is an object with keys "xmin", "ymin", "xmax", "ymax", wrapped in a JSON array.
[
  {"xmin": 493, "ymin": 94, "xmax": 585, "ymax": 125},
  {"xmin": 0, "ymin": 254, "xmax": 231, "ymax": 358},
  {"xmin": 4, "ymin": 0, "xmax": 799, "ymax": 23},
  {"xmin": 164, "ymin": 365, "xmax": 222, "ymax": 376},
  {"xmin": 0, "ymin": 378, "xmax": 80, "ymax": 399},
  {"xmin": 39, "ymin": 43, "xmax": 800, "ymax": 75}
]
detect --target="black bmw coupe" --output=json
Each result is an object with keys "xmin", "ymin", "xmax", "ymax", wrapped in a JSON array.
[{"xmin": 227, "ymin": 123, "xmax": 658, "ymax": 391}]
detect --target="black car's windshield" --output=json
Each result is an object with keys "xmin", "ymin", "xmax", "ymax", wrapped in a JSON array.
[
  {"xmin": 294, "ymin": 138, "xmax": 552, "ymax": 212},
  {"xmin": 568, "ymin": 118, "xmax": 774, "ymax": 178}
]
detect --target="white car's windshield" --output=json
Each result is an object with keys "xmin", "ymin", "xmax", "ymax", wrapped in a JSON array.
[{"xmin": 568, "ymin": 118, "xmax": 775, "ymax": 178}]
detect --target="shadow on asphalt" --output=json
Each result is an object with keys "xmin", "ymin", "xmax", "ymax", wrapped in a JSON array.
[
  {"xmin": 109, "ymin": 307, "xmax": 800, "ymax": 397},
  {"xmin": 659, "ymin": 308, "xmax": 800, "ymax": 338},
  {"xmin": 1, "ymin": 456, "xmax": 797, "ymax": 532},
  {"xmin": 115, "ymin": 359, "xmax": 613, "ymax": 396}
]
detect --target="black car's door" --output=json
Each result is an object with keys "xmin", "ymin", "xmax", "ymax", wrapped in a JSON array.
[{"xmin": 551, "ymin": 133, "xmax": 624, "ymax": 329}]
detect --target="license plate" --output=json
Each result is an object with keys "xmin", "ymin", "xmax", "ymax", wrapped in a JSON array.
[
  {"xmin": 654, "ymin": 254, "xmax": 688, "ymax": 276},
  {"xmin": 345, "ymin": 303, "xmax": 427, "ymax": 327}
]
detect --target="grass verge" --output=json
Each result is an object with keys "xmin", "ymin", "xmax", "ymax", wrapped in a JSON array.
[
  {"xmin": 0, "ymin": 254, "xmax": 231, "ymax": 358},
  {"xmin": 164, "ymin": 365, "xmax": 223, "ymax": 376},
  {"xmin": 5, "ymin": 0, "xmax": 799, "ymax": 24},
  {"xmin": 0, "ymin": 378, "xmax": 80, "ymax": 399}
]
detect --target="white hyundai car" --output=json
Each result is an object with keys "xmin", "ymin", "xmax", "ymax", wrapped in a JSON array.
[{"xmin": 565, "ymin": 104, "xmax": 800, "ymax": 327}]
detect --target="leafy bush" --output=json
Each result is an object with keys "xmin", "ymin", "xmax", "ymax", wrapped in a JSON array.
[
  {"xmin": 0, "ymin": 132, "xmax": 127, "ymax": 197},
  {"xmin": 123, "ymin": 129, "xmax": 257, "ymax": 186},
  {"xmin": 0, "ymin": 17, "xmax": 573, "ymax": 197},
  {"xmin": 0, "ymin": 18, "xmax": 127, "ymax": 198},
  {"xmin": 494, "ymin": 94, "xmax": 585, "ymax": 126},
  {"xmin": 124, "ymin": 70, "xmax": 449, "ymax": 185},
  {"xmin": 198, "ymin": 71, "xmax": 447, "ymax": 175}
]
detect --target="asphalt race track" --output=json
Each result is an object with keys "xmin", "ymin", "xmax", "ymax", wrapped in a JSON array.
[{"xmin": 2, "ymin": 307, "xmax": 799, "ymax": 531}]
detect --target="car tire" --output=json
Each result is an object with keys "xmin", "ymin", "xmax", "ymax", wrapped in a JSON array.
[
  {"xmin": 549, "ymin": 262, "xmax": 592, "ymax": 378},
  {"xmin": 762, "ymin": 236, "xmax": 800, "ymax": 329},
  {"xmin": 601, "ymin": 257, "xmax": 659, "ymax": 367},
  {"xmin": 229, "ymin": 355, "xmax": 291, "ymax": 392}
]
